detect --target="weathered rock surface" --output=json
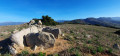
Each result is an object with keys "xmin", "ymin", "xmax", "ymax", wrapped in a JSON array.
[
  {"xmin": 42, "ymin": 27, "xmax": 62, "ymax": 39},
  {"xmin": 29, "ymin": 20, "xmax": 42, "ymax": 26},
  {"xmin": 62, "ymin": 33, "xmax": 65, "ymax": 37},
  {"xmin": 8, "ymin": 45, "xmax": 18, "ymax": 55},
  {"xmin": 7, "ymin": 20, "xmax": 62, "ymax": 54},
  {"xmin": 10, "ymin": 26, "xmax": 40, "ymax": 48},
  {"xmin": 29, "ymin": 20, "xmax": 35, "ymax": 25},
  {"xmin": 38, "ymin": 20, "xmax": 42, "ymax": 25},
  {"xmin": 25, "ymin": 32, "xmax": 55, "ymax": 49}
]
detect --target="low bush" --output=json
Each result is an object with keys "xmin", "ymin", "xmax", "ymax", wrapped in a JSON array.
[
  {"xmin": 38, "ymin": 52, "xmax": 46, "ymax": 56},
  {"xmin": 21, "ymin": 50, "xmax": 29, "ymax": 56},
  {"xmin": 75, "ymin": 50, "xmax": 81, "ymax": 56},
  {"xmin": 3, "ymin": 53, "xmax": 11, "ymax": 56},
  {"xmin": 108, "ymin": 48, "xmax": 113, "ymax": 53},
  {"xmin": 87, "ymin": 40, "xmax": 92, "ymax": 44},
  {"xmin": 97, "ymin": 46, "xmax": 104, "ymax": 52},
  {"xmin": 91, "ymin": 50, "xmax": 97, "ymax": 54}
]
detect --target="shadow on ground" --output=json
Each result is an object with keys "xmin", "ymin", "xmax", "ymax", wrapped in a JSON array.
[{"xmin": 0, "ymin": 38, "xmax": 12, "ymax": 54}]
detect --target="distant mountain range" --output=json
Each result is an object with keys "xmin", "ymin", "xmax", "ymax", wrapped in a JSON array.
[
  {"xmin": 1, "ymin": 17, "xmax": 120, "ymax": 28},
  {"xmin": 111, "ymin": 17, "xmax": 120, "ymax": 21},
  {"xmin": 62, "ymin": 17, "xmax": 120, "ymax": 28},
  {"xmin": 0, "ymin": 22, "xmax": 26, "ymax": 26},
  {"xmin": 56, "ymin": 20, "xmax": 71, "ymax": 23}
]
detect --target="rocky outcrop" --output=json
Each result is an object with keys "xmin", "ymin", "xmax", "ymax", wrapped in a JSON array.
[
  {"xmin": 38, "ymin": 20, "xmax": 42, "ymax": 25},
  {"xmin": 7, "ymin": 19, "xmax": 62, "ymax": 55},
  {"xmin": 10, "ymin": 25, "xmax": 40, "ymax": 48},
  {"xmin": 29, "ymin": 20, "xmax": 35, "ymax": 25},
  {"xmin": 25, "ymin": 32, "xmax": 55, "ymax": 49},
  {"xmin": 29, "ymin": 20, "xmax": 42, "ymax": 27},
  {"xmin": 42, "ymin": 27, "xmax": 62, "ymax": 39}
]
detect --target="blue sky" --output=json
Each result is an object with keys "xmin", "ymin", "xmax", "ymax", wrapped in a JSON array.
[{"xmin": 0, "ymin": 0, "xmax": 120, "ymax": 22}]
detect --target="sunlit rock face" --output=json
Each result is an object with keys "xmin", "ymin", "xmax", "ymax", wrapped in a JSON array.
[
  {"xmin": 42, "ymin": 27, "xmax": 62, "ymax": 39},
  {"xmin": 25, "ymin": 32, "xmax": 55, "ymax": 49},
  {"xmin": 10, "ymin": 25, "xmax": 39, "ymax": 48},
  {"xmin": 8, "ymin": 19, "xmax": 62, "ymax": 55}
]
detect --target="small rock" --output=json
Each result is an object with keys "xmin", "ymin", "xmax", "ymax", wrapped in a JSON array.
[
  {"xmin": 113, "ymin": 44, "xmax": 120, "ymax": 50},
  {"xmin": 38, "ymin": 20, "xmax": 42, "ymax": 25},
  {"xmin": 29, "ymin": 20, "xmax": 35, "ymax": 26},
  {"xmin": 40, "ymin": 45, "xmax": 44, "ymax": 51},
  {"xmin": 86, "ymin": 35, "xmax": 91, "ymax": 38},
  {"xmin": 8, "ymin": 45, "xmax": 18, "ymax": 55},
  {"xmin": 62, "ymin": 33, "xmax": 65, "ymax": 36},
  {"xmin": 32, "ymin": 45, "xmax": 37, "ymax": 51},
  {"xmin": 75, "ymin": 37, "xmax": 80, "ymax": 39}
]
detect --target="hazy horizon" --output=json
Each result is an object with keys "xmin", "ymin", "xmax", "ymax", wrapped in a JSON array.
[
  {"xmin": 0, "ymin": 0, "xmax": 120, "ymax": 22},
  {"xmin": 0, "ymin": 16, "xmax": 120, "ymax": 23}
]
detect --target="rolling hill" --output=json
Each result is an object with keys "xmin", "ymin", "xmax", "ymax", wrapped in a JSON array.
[{"xmin": 63, "ymin": 17, "xmax": 120, "ymax": 28}]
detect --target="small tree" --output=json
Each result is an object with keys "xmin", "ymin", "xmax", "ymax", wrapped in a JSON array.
[
  {"xmin": 41, "ymin": 15, "xmax": 59, "ymax": 26},
  {"xmin": 33, "ymin": 15, "xmax": 59, "ymax": 26}
]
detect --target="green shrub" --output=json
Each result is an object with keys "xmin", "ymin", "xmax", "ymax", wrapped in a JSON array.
[
  {"xmin": 64, "ymin": 35, "xmax": 73, "ymax": 41},
  {"xmin": 4, "ymin": 53, "xmax": 11, "ymax": 56},
  {"xmin": 87, "ymin": 46, "xmax": 93, "ymax": 50},
  {"xmin": 54, "ymin": 53, "xmax": 59, "ymax": 56},
  {"xmin": 47, "ymin": 54, "xmax": 53, "ymax": 56},
  {"xmin": 87, "ymin": 46, "xmax": 97, "ymax": 54},
  {"xmin": 76, "ymin": 53, "xmax": 81, "ymax": 56},
  {"xmin": 70, "ymin": 30, "xmax": 74, "ymax": 33},
  {"xmin": 91, "ymin": 50, "xmax": 97, "ymax": 54},
  {"xmin": 97, "ymin": 46, "xmax": 104, "ymax": 52},
  {"xmin": 95, "ymin": 41, "xmax": 100, "ymax": 45},
  {"xmin": 21, "ymin": 50, "xmax": 29, "ymax": 56},
  {"xmin": 83, "ymin": 43, "xmax": 87, "ymax": 47},
  {"xmin": 87, "ymin": 40, "xmax": 92, "ymax": 44},
  {"xmin": 38, "ymin": 52, "xmax": 46, "ymax": 56},
  {"xmin": 0, "ymin": 34, "xmax": 3, "ymax": 36},
  {"xmin": 18, "ymin": 27, "xmax": 23, "ymax": 31},
  {"xmin": 8, "ymin": 29, "xmax": 14, "ymax": 33},
  {"xmin": 68, "ymin": 47, "xmax": 75, "ymax": 52},
  {"xmin": 76, "ymin": 46, "xmax": 80, "ymax": 50},
  {"xmin": 30, "ymin": 54, "xmax": 36, "ymax": 56},
  {"xmin": 108, "ymin": 48, "xmax": 112, "ymax": 53},
  {"xmin": 75, "ymin": 50, "xmax": 81, "ymax": 56},
  {"xmin": 33, "ymin": 15, "xmax": 59, "ymax": 26}
]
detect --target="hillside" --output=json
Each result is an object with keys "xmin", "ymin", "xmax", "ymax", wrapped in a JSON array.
[
  {"xmin": 112, "ymin": 17, "xmax": 120, "ymax": 21},
  {"xmin": 0, "ymin": 24, "xmax": 120, "ymax": 56},
  {"xmin": 63, "ymin": 17, "xmax": 120, "ymax": 28}
]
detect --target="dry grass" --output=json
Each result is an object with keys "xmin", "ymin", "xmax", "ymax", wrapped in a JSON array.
[
  {"xmin": 17, "ymin": 38, "xmax": 71, "ymax": 55},
  {"xmin": 0, "ymin": 24, "xmax": 120, "ymax": 56}
]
